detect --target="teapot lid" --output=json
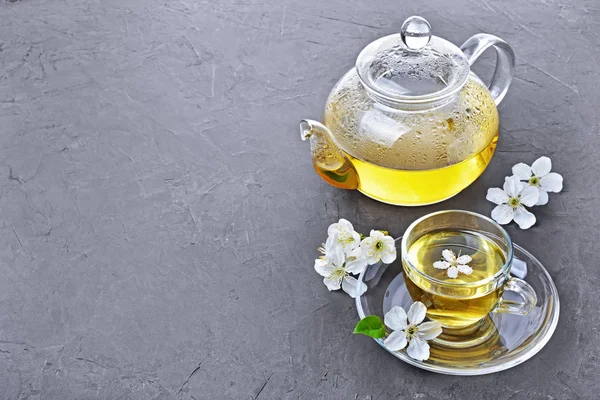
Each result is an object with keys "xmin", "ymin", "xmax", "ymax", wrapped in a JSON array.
[{"xmin": 356, "ymin": 16, "xmax": 470, "ymax": 104}]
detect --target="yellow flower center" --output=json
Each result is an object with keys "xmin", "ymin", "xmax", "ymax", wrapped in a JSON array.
[
  {"xmin": 406, "ymin": 325, "xmax": 419, "ymax": 338},
  {"xmin": 332, "ymin": 267, "xmax": 346, "ymax": 279},
  {"xmin": 340, "ymin": 234, "xmax": 354, "ymax": 245}
]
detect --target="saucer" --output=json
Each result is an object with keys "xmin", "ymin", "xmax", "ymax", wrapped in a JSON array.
[{"xmin": 355, "ymin": 238, "xmax": 560, "ymax": 375}]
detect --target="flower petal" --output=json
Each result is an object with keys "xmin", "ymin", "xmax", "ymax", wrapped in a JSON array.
[
  {"xmin": 433, "ymin": 261, "xmax": 450, "ymax": 270},
  {"xmin": 531, "ymin": 156, "xmax": 552, "ymax": 177},
  {"xmin": 536, "ymin": 189, "xmax": 549, "ymax": 206},
  {"xmin": 486, "ymin": 187, "xmax": 509, "ymax": 205},
  {"xmin": 407, "ymin": 336, "xmax": 430, "ymax": 361},
  {"xmin": 338, "ymin": 218, "xmax": 353, "ymax": 229},
  {"xmin": 456, "ymin": 255, "xmax": 472, "ymax": 264},
  {"xmin": 503, "ymin": 176, "xmax": 523, "ymax": 198},
  {"xmin": 359, "ymin": 237, "xmax": 375, "ymax": 250},
  {"xmin": 341, "ymin": 276, "xmax": 367, "ymax": 298},
  {"xmin": 324, "ymin": 232, "xmax": 338, "ymax": 249},
  {"xmin": 346, "ymin": 247, "xmax": 368, "ymax": 274},
  {"xmin": 349, "ymin": 246, "xmax": 363, "ymax": 258},
  {"xmin": 314, "ymin": 259, "xmax": 334, "ymax": 276},
  {"xmin": 442, "ymin": 249, "xmax": 455, "ymax": 263},
  {"xmin": 540, "ymin": 172, "xmax": 563, "ymax": 193},
  {"xmin": 407, "ymin": 302, "xmax": 427, "ymax": 325},
  {"xmin": 381, "ymin": 236, "xmax": 396, "ymax": 264},
  {"xmin": 324, "ymin": 234, "xmax": 345, "ymax": 267},
  {"xmin": 382, "ymin": 235, "xmax": 396, "ymax": 247},
  {"xmin": 512, "ymin": 163, "xmax": 532, "ymax": 180},
  {"xmin": 327, "ymin": 218, "xmax": 351, "ymax": 237},
  {"xmin": 384, "ymin": 306, "xmax": 408, "ymax": 331},
  {"xmin": 418, "ymin": 321, "xmax": 443, "ymax": 340},
  {"xmin": 383, "ymin": 330, "xmax": 408, "ymax": 352},
  {"xmin": 369, "ymin": 230, "xmax": 385, "ymax": 240},
  {"xmin": 331, "ymin": 246, "xmax": 346, "ymax": 268},
  {"xmin": 457, "ymin": 264, "xmax": 473, "ymax": 275},
  {"xmin": 447, "ymin": 266, "xmax": 459, "ymax": 278},
  {"xmin": 520, "ymin": 186, "xmax": 540, "ymax": 207},
  {"xmin": 365, "ymin": 254, "xmax": 380, "ymax": 265},
  {"xmin": 326, "ymin": 223, "xmax": 338, "ymax": 238},
  {"xmin": 323, "ymin": 273, "xmax": 343, "ymax": 291},
  {"xmin": 382, "ymin": 237, "xmax": 397, "ymax": 263},
  {"xmin": 491, "ymin": 204, "xmax": 514, "ymax": 225},
  {"xmin": 381, "ymin": 246, "xmax": 397, "ymax": 264},
  {"xmin": 514, "ymin": 206, "xmax": 536, "ymax": 229},
  {"xmin": 345, "ymin": 255, "xmax": 368, "ymax": 275}
]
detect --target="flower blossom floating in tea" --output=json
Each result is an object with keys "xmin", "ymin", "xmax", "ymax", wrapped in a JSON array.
[
  {"xmin": 383, "ymin": 302, "xmax": 442, "ymax": 361},
  {"xmin": 433, "ymin": 249, "xmax": 473, "ymax": 278},
  {"xmin": 360, "ymin": 230, "xmax": 397, "ymax": 265},
  {"xmin": 511, "ymin": 156, "xmax": 563, "ymax": 206},
  {"xmin": 314, "ymin": 219, "xmax": 396, "ymax": 297},
  {"xmin": 487, "ymin": 175, "xmax": 540, "ymax": 229}
]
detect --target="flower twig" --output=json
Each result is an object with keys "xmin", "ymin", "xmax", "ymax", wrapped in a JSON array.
[{"xmin": 314, "ymin": 219, "xmax": 396, "ymax": 298}]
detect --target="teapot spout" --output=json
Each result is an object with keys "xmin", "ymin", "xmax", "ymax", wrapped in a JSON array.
[{"xmin": 300, "ymin": 119, "xmax": 358, "ymax": 190}]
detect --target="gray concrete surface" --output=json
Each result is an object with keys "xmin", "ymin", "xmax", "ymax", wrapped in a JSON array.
[{"xmin": 0, "ymin": 0, "xmax": 599, "ymax": 399}]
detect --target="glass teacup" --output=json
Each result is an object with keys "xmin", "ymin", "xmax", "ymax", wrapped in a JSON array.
[{"xmin": 401, "ymin": 210, "xmax": 537, "ymax": 333}]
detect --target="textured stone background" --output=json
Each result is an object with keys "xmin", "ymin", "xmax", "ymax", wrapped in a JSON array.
[{"xmin": 0, "ymin": 0, "xmax": 599, "ymax": 399}]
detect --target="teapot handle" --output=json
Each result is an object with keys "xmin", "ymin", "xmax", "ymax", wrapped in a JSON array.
[{"xmin": 460, "ymin": 34, "xmax": 515, "ymax": 105}]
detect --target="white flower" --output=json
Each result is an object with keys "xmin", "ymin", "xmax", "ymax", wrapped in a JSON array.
[
  {"xmin": 315, "ymin": 233, "xmax": 345, "ymax": 272},
  {"xmin": 433, "ymin": 249, "xmax": 473, "ymax": 278},
  {"xmin": 327, "ymin": 218, "xmax": 361, "ymax": 254},
  {"xmin": 344, "ymin": 247, "xmax": 368, "ymax": 275},
  {"xmin": 360, "ymin": 230, "xmax": 397, "ymax": 265},
  {"xmin": 383, "ymin": 302, "xmax": 442, "ymax": 361},
  {"xmin": 314, "ymin": 233, "xmax": 367, "ymax": 298},
  {"xmin": 486, "ymin": 175, "xmax": 540, "ymax": 229},
  {"xmin": 512, "ymin": 156, "xmax": 563, "ymax": 205}
]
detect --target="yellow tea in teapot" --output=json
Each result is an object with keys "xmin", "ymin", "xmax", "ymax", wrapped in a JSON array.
[
  {"xmin": 301, "ymin": 16, "xmax": 514, "ymax": 206},
  {"xmin": 314, "ymin": 77, "xmax": 499, "ymax": 206},
  {"xmin": 403, "ymin": 229, "xmax": 506, "ymax": 328}
]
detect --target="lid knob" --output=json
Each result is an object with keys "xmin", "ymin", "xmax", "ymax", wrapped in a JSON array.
[{"xmin": 400, "ymin": 16, "xmax": 432, "ymax": 50}]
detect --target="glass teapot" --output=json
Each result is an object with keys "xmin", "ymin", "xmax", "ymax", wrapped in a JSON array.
[{"xmin": 300, "ymin": 16, "xmax": 514, "ymax": 206}]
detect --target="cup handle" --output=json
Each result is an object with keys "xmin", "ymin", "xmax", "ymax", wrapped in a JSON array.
[
  {"xmin": 492, "ymin": 277, "xmax": 537, "ymax": 315},
  {"xmin": 460, "ymin": 34, "xmax": 515, "ymax": 105}
]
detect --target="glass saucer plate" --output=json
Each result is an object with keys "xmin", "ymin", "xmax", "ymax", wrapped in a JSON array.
[{"xmin": 355, "ymin": 238, "xmax": 560, "ymax": 376}]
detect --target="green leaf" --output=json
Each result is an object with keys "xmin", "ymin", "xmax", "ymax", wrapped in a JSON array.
[{"xmin": 353, "ymin": 315, "xmax": 386, "ymax": 338}]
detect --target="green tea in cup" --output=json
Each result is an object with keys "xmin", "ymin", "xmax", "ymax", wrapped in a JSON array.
[{"xmin": 401, "ymin": 211, "xmax": 537, "ymax": 331}]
